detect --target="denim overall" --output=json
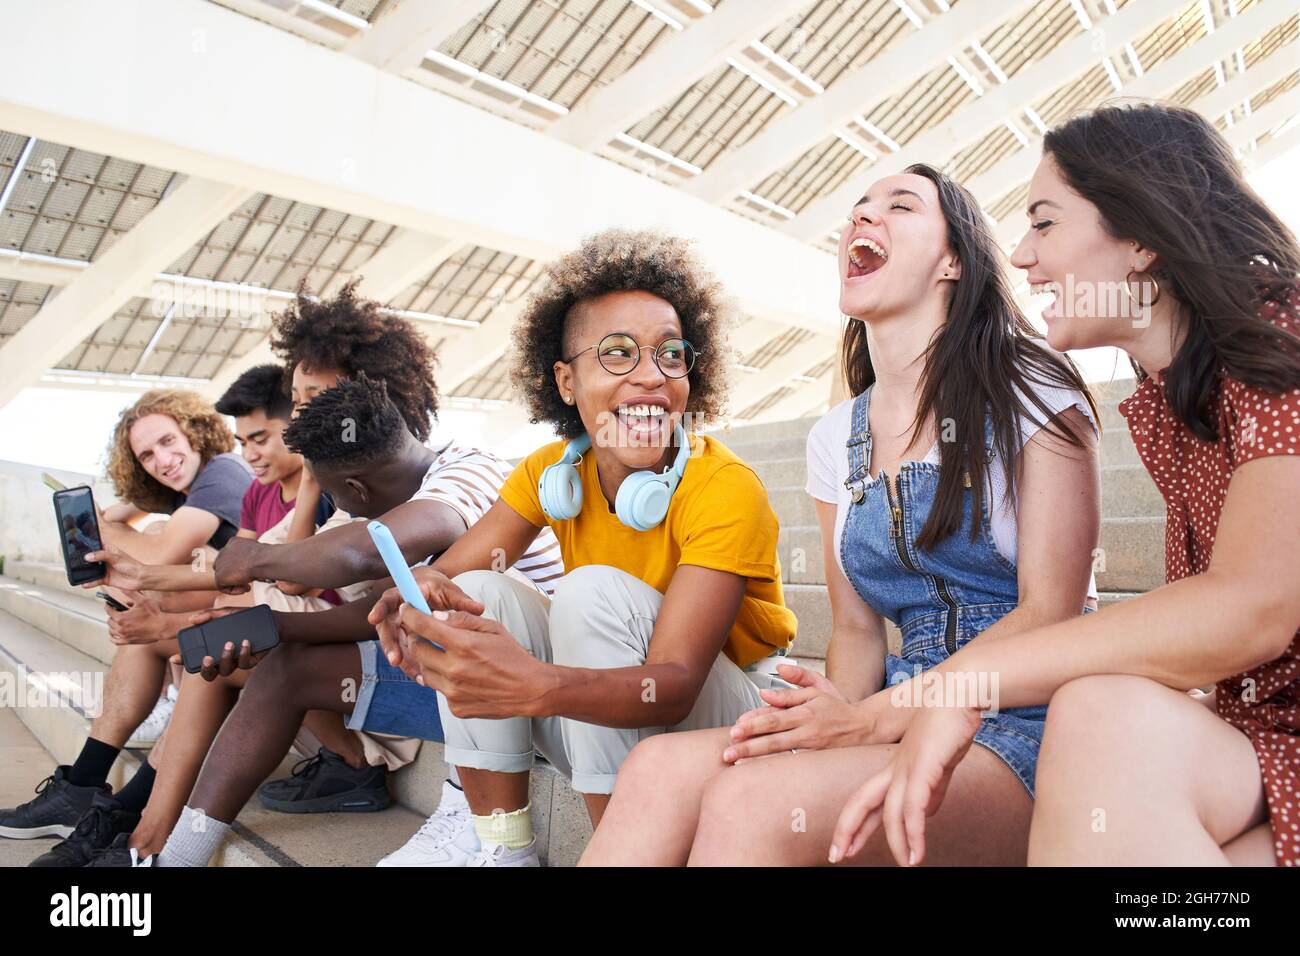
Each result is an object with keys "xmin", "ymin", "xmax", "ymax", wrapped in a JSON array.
[{"xmin": 840, "ymin": 387, "xmax": 1054, "ymax": 796}]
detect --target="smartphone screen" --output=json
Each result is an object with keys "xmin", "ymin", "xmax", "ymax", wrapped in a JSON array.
[{"xmin": 53, "ymin": 487, "xmax": 106, "ymax": 586}]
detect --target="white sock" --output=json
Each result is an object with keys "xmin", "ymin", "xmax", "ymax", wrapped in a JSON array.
[{"xmin": 155, "ymin": 806, "xmax": 230, "ymax": 867}]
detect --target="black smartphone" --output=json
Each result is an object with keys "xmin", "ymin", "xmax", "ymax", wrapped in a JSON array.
[
  {"xmin": 52, "ymin": 486, "xmax": 106, "ymax": 586},
  {"xmin": 177, "ymin": 604, "xmax": 280, "ymax": 674},
  {"xmin": 94, "ymin": 591, "xmax": 129, "ymax": 613}
]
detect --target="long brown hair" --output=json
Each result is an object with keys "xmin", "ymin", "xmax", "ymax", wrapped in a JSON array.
[
  {"xmin": 1043, "ymin": 103, "xmax": 1300, "ymax": 441},
  {"xmin": 841, "ymin": 163, "xmax": 1096, "ymax": 549}
]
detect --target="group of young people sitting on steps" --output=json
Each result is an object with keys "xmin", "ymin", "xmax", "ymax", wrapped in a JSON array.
[{"xmin": 2, "ymin": 102, "xmax": 1297, "ymax": 867}]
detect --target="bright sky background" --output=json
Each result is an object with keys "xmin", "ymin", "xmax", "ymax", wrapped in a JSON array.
[{"xmin": 2, "ymin": 144, "xmax": 1297, "ymax": 477}]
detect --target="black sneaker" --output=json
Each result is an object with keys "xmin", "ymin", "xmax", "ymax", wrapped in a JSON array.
[
  {"xmin": 85, "ymin": 832, "xmax": 148, "ymax": 867},
  {"xmin": 0, "ymin": 766, "xmax": 109, "ymax": 839},
  {"xmin": 258, "ymin": 747, "xmax": 390, "ymax": 813},
  {"xmin": 28, "ymin": 792, "xmax": 141, "ymax": 867}
]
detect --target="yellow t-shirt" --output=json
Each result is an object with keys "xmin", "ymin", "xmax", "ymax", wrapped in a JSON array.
[{"xmin": 499, "ymin": 433, "xmax": 796, "ymax": 667}]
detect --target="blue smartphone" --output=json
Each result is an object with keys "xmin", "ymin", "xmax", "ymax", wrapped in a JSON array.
[{"xmin": 366, "ymin": 520, "xmax": 443, "ymax": 651}]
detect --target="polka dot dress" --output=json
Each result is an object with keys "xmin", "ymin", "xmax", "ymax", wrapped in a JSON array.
[{"xmin": 1119, "ymin": 288, "xmax": 1300, "ymax": 867}]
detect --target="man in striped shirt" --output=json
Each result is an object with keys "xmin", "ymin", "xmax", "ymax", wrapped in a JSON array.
[{"xmin": 145, "ymin": 374, "xmax": 563, "ymax": 868}]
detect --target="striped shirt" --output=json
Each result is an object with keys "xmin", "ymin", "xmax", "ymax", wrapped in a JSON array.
[{"xmin": 412, "ymin": 442, "xmax": 564, "ymax": 595}]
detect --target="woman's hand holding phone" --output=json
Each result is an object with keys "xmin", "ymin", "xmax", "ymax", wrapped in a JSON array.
[{"xmin": 367, "ymin": 567, "xmax": 485, "ymax": 680}]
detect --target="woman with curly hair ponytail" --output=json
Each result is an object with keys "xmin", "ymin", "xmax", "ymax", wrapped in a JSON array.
[{"xmin": 361, "ymin": 228, "xmax": 798, "ymax": 865}]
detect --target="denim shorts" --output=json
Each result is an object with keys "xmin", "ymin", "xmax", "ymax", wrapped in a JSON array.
[
  {"xmin": 345, "ymin": 639, "xmax": 443, "ymax": 741},
  {"xmin": 882, "ymin": 605, "xmax": 1096, "ymax": 799}
]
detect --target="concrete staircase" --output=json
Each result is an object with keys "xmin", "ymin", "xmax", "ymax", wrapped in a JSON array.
[{"xmin": 0, "ymin": 387, "xmax": 1163, "ymax": 866}]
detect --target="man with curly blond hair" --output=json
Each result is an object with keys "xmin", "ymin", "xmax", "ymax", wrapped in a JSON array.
[
  {"xmin": 101, "ymin": 388, "xmax": 253, "ymax": 561},
  {"xmin": 0, "ymin": 388, "xmax": 252, "ymax": 847}
]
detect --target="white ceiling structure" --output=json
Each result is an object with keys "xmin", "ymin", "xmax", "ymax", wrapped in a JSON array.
[{"xmin": 0, "ymin": 0, "xmax": 1296, "ymax": 440}]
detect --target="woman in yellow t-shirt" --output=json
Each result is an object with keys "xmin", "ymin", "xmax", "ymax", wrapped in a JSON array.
[{"xmin": 368, "ymin": 228, "xmax": 796, "ymax": 866}]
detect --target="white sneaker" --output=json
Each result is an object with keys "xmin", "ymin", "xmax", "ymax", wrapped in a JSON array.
[
  {"xmin": 376, "ymin": 781, "xmax": 479, "ymax": 867},
  {"xmin": 468, "ymin": 839, "xmax": 541, "ymax": 867},
  {"xmin": 126, "ymin": 685, "xmax": 177, "ymax": 748}
]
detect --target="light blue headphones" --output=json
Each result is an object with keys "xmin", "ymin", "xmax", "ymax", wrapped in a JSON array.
[{"xmin": 538, "ymin": 422, "xmax": 691, "ymax": 531}]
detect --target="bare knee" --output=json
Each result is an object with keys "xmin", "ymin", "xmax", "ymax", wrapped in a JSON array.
[
  {"xmin": 615, "ymin": 733, "xmax": 686, "ymax": 795},
  {"xmin": 243, "ymin": 641, "xmax": 309, "ymax": 704},
  {"xmin": 1045, "ymin": 674, "xmax": 1172, "ymax": 743}
]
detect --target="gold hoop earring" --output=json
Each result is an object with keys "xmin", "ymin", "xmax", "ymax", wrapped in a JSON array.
[{"xmin": 1125, "ymin": 270, "xmax": 1161, "ymax": 309}]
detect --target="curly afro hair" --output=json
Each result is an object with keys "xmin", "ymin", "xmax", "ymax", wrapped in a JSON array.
[
  {"xmin": 214, "ymin": 364, "xmax": 293, "ymax": 421},
  {"xmin": 270, "ymin": 279, "xmax": 438, "ymax": 441},
  {"xmin": 509, "ymin": 228, "xmax": 736, "ymax": 439},
  {"xmin": 282, "ymin": 372, "xmax": 406, "ymax": 471},
  {"xmin": 106, "ymin": 389, "xmax": 235, "ymax": 514}
]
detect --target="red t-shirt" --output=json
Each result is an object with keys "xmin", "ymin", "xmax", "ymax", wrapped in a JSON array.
[
  {"xmin": 239, "ymin": 479, "xmax": 296, "ymax": 537},
  {"xmin": 238, "ymin": 480, "xmax": 341, "ymax": 606}
]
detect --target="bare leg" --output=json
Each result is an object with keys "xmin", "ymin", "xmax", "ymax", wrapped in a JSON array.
[
  {"xmin": 581, "ymin": 727, "xmax": 733, "ymax": 865},
  {"xmin": 687, "ymin": 741, "xmax": 1031, "ymax": 866},
  {"xmin": 1222, "ymin": 823, "xmax": 1276, "ymax": 866},
  {"xmin": 88, "ymin": 639, "xmax": 179, "ymax": 747},
  {"xmin": 458, "ymin": 769, "xmax": 529, "ymax": 816},
  {"xmin": 581, "ymin": 793, "xmax": 610, "ymax": 826},
  {"xmin": 1028, "ymin": 675, "xmax": 1268, "ymax": 865},
  {"xmin": 302, "ymin": 710, "xmax": 366, "ymax": 768},
  {"xmin": 129, "ymin": 668, "xmax": 248, "ymax": 856},
  {"xmin": 186, "ymin": 642, "xmax": 363, "ymax": 823}
]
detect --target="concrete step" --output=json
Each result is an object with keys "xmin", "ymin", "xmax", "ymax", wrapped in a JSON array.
[
  {"xmin": 711, "ymin": 415, "xmax": 817, "ymax": 447},
  {"xmin": 785, "ymin": 582, "xmax": 902, "ymax": 659},
  {"xmin": 0, "ymin": 608, "xmax": 139, "ymax": 792},
  {"xmin": 749, "ymin": 456, "xmax": 806, "ymax": 491},
  {"xmin": 721, "ymin": 402, "xmax": 1133, "ymax": 467},
  {"xmin": 778, "ymin": 515, "xmax": 1165, "ymax": 592},
  {"xmin": 1093, "ymin": 517, "xmax": 1166, "ymax": 593},
  {"xmin": 723, "ymin": 436, "xmax": 807, "ymax": 466},
  {"xmin": 0, "ymin": 575, "xmax": 115, "ymax": 666},
  {"xmin": 4, "ymin": 560, "xmax": 88, "ymax": 598},
  {"xmin": 763, "ymin": 463, "xmax": 1164, "ymax": 533},
  {"xmin": 1101, "ymin": 464, "xmax": 1163, "ymax": 518},
  {"xmin": 1099, "ymin": 428, "xmax": 1140, "ymax": 466}
]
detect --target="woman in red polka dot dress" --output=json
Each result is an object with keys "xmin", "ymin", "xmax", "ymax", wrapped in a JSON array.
[{"xmin": 823, "ymin": 103, "xmax": 1300, "ymax": 868}]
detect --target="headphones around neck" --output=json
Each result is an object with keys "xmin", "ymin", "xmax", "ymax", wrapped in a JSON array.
[{"xmin": 538, "ymin": 422, "xmax": 691, "ymax": 531}]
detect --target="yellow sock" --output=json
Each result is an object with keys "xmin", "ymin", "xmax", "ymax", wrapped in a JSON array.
[{"xmin": 473, "ymin": 804, "xmax": 532, "ymax": 850}]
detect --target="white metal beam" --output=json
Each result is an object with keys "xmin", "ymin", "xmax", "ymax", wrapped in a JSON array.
[
  {"xmin": 749, "ymin": 364, "xmax": 836, "ymax": 424},
  {"xmin": 992, "ymin": 39, "xmax": 1300, "ymax": 244},
  {"xmin": 0, "ymin": 0, "xmax": 838, "ymax": 336},
  {"xmin": 345, "ymin": 0, "xmax": 495, "ymax": 74},
  {"xmin": 729, "ymin": 333, "xmax": 835, "ymax": 417},
  {"xmin": 0, "ymin": 178, "xmax": 252, "ymax": 409},
  {"xmin": 782, "ymin": 0, "xmax": 1190, "ymax": 241},
  {"xmin": 973, "ymin": 14, "xmax": 1300, "ymax": 216},
  {"xmin": 546, "ymin": 0, "xmax": 810, "ymax": 151},
  {"xmin": 1241, "ymin": 119, "xmax": 1300, "ymax": 171},
  {"xmin": 203, "ymin": 229, "xmax": 464, "ymax": 398},
  {"xmin": 682, "ymin": 0, "xmax": 1036, "ymax": 205},
  {"xmin": 435, "ymin": 298, "xmax": 527, "ymax": 395}
]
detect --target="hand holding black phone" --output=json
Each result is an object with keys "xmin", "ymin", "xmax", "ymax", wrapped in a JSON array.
[
  {"xmin": 52, "ymin": 486, "xmax": 106, "ymax": 586},
  {"xmin": 176, "ymin": 604, "xmax": 280, "ymax": 675}
]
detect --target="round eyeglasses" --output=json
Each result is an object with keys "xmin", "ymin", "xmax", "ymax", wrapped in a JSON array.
[{"xmin": 562, "ymin": 333, "xmax": 699, "ymax": 379}]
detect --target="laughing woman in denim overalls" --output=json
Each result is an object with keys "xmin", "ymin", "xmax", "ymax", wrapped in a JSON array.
[{"xmin": 582, "ymin": 164, "xmax": 1100, "ymax": 867}]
